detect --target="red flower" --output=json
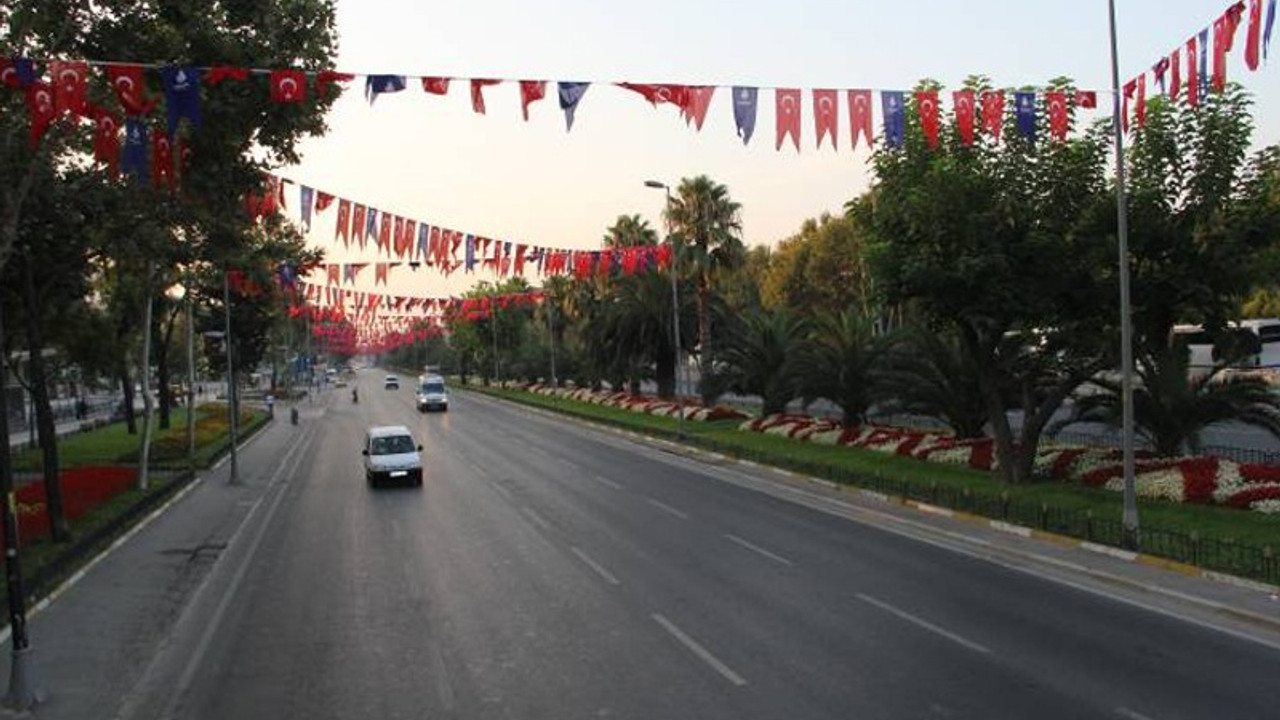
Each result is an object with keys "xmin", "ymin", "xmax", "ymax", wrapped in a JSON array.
[
  {"xmin": 1224, "ymin": 485, "xmax": 1280, "ymax": 509},
  {"xmin": 1179, "ymin": 457, "xmax": 1220, "ymax": 504},
  {"xmin": 1240, "ymin": 463, "xmax": 1280, "ymax": 484}
]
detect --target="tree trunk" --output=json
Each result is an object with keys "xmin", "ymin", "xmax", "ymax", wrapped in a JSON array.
[
  {"xmin": 21, "ymin": 252, "xmax": 69, "ymax": 542},
  {"xmin": 138, "ymin": 262, "xmax": 156, "ymax": 491},
  {"xmin": 695, "ymin": 280, "xmax": 713, "ymax": 404},
  {"xmin": 118, "ymin": 365, "xmax": 136, "ymax": 435},
  {"xmin": 959, "ymin": 323, "xmax": 1019, "ymax": 483},
  {"xmin": 156, "ymin": 300, "xmax": 179, "ymax": 431},
  {"xmin": 655, "ymin": 341, "xmax": 676, "ymax": 399}
]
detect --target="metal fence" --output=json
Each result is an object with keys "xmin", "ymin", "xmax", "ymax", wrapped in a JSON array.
[{"xmin": 1047, "ymin": 428, "xmax": 1280, "ymax": 466}]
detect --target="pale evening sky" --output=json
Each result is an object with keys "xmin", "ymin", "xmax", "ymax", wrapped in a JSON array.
[{"xmin": 285, "ymin": 0, "xmax": 1280, "ymax": 299}]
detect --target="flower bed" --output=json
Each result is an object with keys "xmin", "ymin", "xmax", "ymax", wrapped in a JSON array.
[
  {"xmin": 737, "ymin": 413, "xmax": 1280, "ymax": 514},
  {"xmin": 9, "ymin": 465, "xmax": 139, "ymax": 549},
  {"xmin": 522, "ymin": 384, "xmax": 748, "ymax": 422}
]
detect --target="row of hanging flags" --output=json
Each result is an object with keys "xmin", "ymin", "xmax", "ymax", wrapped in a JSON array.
[
  {"xmin": 1121, "ymin": 0, "xmax": 1275, "ymax": 133},
  {"xmin": 269, "ymin": 174, "xmax": 676, "ymax": 284},
  {"xmin": 2, "ymin": 0, "xmax": 1272, "ymax": 186}
]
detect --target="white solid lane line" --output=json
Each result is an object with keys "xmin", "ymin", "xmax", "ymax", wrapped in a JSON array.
[
  {"xmin": 593, "ymin": 475, "xmax": 622, "ymax": 490},
  {"xmin": 647, "ymin": 498, "xmax": 690, "ymax": 520},
  {"xmin": 651, "ymin": 614, "xmax": 748, "ymax": 687},
  {"xmin": 723, "ymin": 533, "xmax": 794, "ymax": 567},
  {"xmin": 521, "ymin": 506, "xmax": 553, "ymax": 531},
  {"xmin": 1115, "ymin": 707, "xmax": 1157, "ymax": 720},
  {"xmin": 856, "ymin": 593, "xmax": 992, "ymax": 655},
  {"xmin": 570, "ymin": 546, "xmax": 621, "ymax": 586}
]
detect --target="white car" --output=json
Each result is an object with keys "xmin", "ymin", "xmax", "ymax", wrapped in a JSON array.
[
  {"xmin": 416, "ymin": 375, "xmax": 449, "ymax": 412},
  {"xmin": 362, "ymin": 425, "xmax": 422, "ymax": 487},
  {"xmin": 384, "ymin": 374, "xmax": 400, "ymax": 390}
]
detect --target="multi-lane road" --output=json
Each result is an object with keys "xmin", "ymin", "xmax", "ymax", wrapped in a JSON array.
[{"xmin": 117, "ymin": 371, "xmax": 1280, "ymax": 720}]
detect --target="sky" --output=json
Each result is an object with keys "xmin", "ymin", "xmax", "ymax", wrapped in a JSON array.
[{"xmin": 285, "ymin": 0, "xmax": 1280, "ymax": 300}]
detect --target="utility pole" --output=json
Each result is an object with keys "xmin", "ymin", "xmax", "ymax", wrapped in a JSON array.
[
  {"xmin": 1108, "ymin": 0, "xmax": 1139, "ymax": 548},
  {"xmin": 223, "ymin": 268, "xmax": 239, "ymax": 485}
]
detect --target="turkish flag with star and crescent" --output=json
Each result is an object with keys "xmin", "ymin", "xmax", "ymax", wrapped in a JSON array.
[
  {"xmin": 813, "ymin": 89, "xmax": 838, "ymax": 150},
  {"xmin": 1046, "ymin": 91, "xmax": 1069, "ymax": 141},
  {"xmin": 90, "ymin": 104, "xmax": 122, "ymax": 178},
  {"xmin": 25, "ymin": 82, "xmax": 57, "ymax": 149},
  {"xmin": 980, "ymin": 90, "xmax": 1004, "ymax": 142},
  {"xmin": 775, "ymin": 88, "xmax": 801, "ymax": 152},
  {"xmin": 50, "ymin": 61, "xmax": 89, "ymax": 117},
  {"xmin": 270, "ymin": 69, "xmax": 308, "ymax": 103},
  {"xmin": 683, "ymin": 86, "xmax": 715, "ymax": 130},
  {"xmin": 519, "ymin": 80, "xmax": 546, "ymax": 121},
  {"xmin": 848, "ymin": 90, "xmax": 873, "ymax": 149},
  {"xmin": 952, "ymin": 90, "xmax": 976, "ymax": 145},
  {"xmin": 107, "ymin": 64, "xmax": 155, "ymax": 116},
  {"xmin": 916, "ymin": 90, "xmax": 940, "ymax": 148}
]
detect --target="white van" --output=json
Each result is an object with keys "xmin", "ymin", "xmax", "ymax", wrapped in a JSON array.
[
  {"xmin": 362, "ymin": 425, "xmax": 423, "ymax": 487},
  {"xmin": 416, "ymin": 374, "xmax": 449, "ymax": 412}
]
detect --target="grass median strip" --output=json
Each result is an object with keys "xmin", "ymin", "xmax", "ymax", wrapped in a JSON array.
[{"xmin": 467, "ymin": 384, "xmax": 1280, "ymax": 583}]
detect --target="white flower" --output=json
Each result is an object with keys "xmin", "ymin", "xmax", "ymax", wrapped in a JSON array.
[{"xmin": 1250, "ymin": 499, "xmax": 1280, "ymax": 514}]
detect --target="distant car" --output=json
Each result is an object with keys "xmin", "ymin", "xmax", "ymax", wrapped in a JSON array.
[
  {"xmin": 416, "ymin": 375, "xmax": 449, "ymax": 412},
  {"xmin": 362, "ymin": 425, "xmax": 422, "ymax": 487},
  {"xmin": 384, "ymin": 374, "xmax": 400, "ymax": 390}
]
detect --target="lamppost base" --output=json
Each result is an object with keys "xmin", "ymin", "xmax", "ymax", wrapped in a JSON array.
[{"xmin": 2, "ymin": 647, "xmax": 43, "ymax": 715}]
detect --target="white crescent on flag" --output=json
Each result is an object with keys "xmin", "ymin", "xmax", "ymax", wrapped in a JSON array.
[
  {"xmin": 280, "ymin": 77, "xmax": 298, "ymax": 99},
  {"xmin": 98, "ymin": 115, "xmax": 116, "ymax": 132},
  {"xmin": 115, "ymin": 75, "xmax": 135, "ymax": 96},
  {"xmin": 782, "ymin": 95, "xmax": 796, "ymax": 113},
  {"xmin": 59, "ymin": 68, "xmax": 81, "ymax": 88},
  {"xmin": 921, "ymin": 98, "xmax": 935, "ymax": 115},
  {"xmin": 35, "ymin": 89, "xmax": 53, "ymax": 113},
  {"xmin": 818, "ymin": 96, "xmax": 833, "ymax": 115},
  {"xmin": 0, "ymin": 67, "xmax": 15, "ymax": 86}
]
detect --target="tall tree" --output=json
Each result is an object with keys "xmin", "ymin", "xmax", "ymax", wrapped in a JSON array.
[
  {"xmin": 858, "ymin": 77, "xmax": 1115, "ymax": 484},
  {"xmin": 666, "ymin": 175, "xmax": 745, "ymax": 404},
  {"xmin": 762, "ymin": 213, "xmax": 875, "ymax": 318}
]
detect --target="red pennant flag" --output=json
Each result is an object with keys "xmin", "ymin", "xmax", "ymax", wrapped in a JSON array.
[
  {"xmin": 1075, "ymin": 90, "xmax": 1098, "ymax": 108},
  {"xmin": 206, "ymin": 65, "xmax": 250, "ymax": 86},
  {"xmin": 393, "ymin": 216, "xmax": 406, "ymax": 257},
  {"xmin": 335, "ymin": 200, "xmax": 351, "ymax": 244},
  {"xmin": 683, "ymin": 86, "xmax": 715, "ymax": 130},
  {"xmin": 1169, "ymin": 50, "xmax": 1182, "ymax": 99},
  {"xmin": 519, "ymin": 80, "xmax": 546, "ymax": 120},
  {"xmin": 152, "ymin": 132, "xmax": 176, "ymax": 193},
  {"xmin": 90, "ymin": 104, "xmax": 122, "ymax": 178},
  {"xmin": 775, "ymin": 88, "xmax": 801, "ymax": 151},
  {"xmin": 813, "ymin": 89, "xmax": 838, "ymax": 150},
  {"xmin": 1121, "ymin": 79, "xmax": 1135, "ymax": 134},
  {"xmin": 1187, "ymin": 36, "xmax": 1201, "ymax": 107},
  {"xmin": 915, "ymin": 90, "xmax": 940, "ymax": 148},
  {"xmin": 315, "ymin": 191, "xmax": 335, "ymax": 212},
  {"xmin": 107, "ymin": 64, "xmax": 155, "ymax": 116},
  {"xmin": 1245, "ymin": 0, "xmax": 1263, "ymax": 70},
  {"xmin": 980, "ymin": 90, "xmax": 1004, "ymax": 142},
  {"xmin": 470, "ymin": 78, "xmax": 501, "ymax": 114},
  {"xmin": 0, "ymin": 59, "xmax": 21, "ymax": 89},
  {"xmin": 848, "ymin": 90, "xmax": 873, "ymax": 148},
  {"xmin": 269, "ymin": 69, "xmax": 308, "ymax": 103},
  {"xmin": 352, "ymin": 204, "xmax": 367, "ymax": 243},
  {"xmin": 1135, "ymin": 74, "xmax": 1147, "ymax": 129},
  {"xmin": 378, "ymin": 213, "xmax": 392, "ymax": 251},
  {"xmin": 1213, "ymin": 16, "xmax": 1229, "ymax": 92},
  {"xmin": 375, "ymin": 263, "xmax": 388, "ymax": 286},
  {"xmin": 49, "ymin": 61, "xmax": 88, "ymax": 116},
  {"xmin": 422, "ymin": 77, "xmax": 451, "ymax": 95},
  {"xmin": 25, "ymin": 82, "xmax": 57, "ymax": 149},
  {"xmin": 175, "ymin": 135, "xmax": 194, "ymax": 191},
  {"xmin": 952, "ymin": 90, "xmax": 976, "ymax": 145},
  {"xmin": 1046, "ymin": 91, "xmax": 1069, "ymax": 141},
  {"xmin": 317, "ymin": 70, "xmax": 355, "ymax": 97}
]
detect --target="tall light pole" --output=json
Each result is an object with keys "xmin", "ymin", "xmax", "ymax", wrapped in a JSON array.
[
  {"xmin": 1108, "ymin": 0, "xmax": 1139, "ymax": 548},
  {"xmin": 222, "ymin": 269, "xmax": 240, "ymax": 486},
  {"xmin": 645, "ymin": 180, "xmax": 686, "ymax": 440}
]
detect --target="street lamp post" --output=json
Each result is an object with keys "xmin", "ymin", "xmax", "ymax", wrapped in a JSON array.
[
  {"xmin": 222, "ymin": 269, "xmax": 240, "ymax": 485},
  {"xmin": 1108, "ymin": 0, "xmax": 1139, "ymax": 548},
  {"xmin": 645, "ymin": 180, "xmax": 686, "ymax": 441}
]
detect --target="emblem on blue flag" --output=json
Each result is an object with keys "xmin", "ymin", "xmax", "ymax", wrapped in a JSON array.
[
  {"xmin": 1015, "ymin": 92, "xmax": 1036, "ymax": 141},
  {"xmin": 161, "ymin": 65, "xmax": 203, "ymax": 137},
  {"xmin": 732, "ymin": 87, "xmax": 758, "ymax": 145},
  {"xmin": 558, "ymin": 82, "xmax": 590, "ymax": 131},
  {"xmin": 881, "ymin": 91, "xmax": 905, "ymax": 149}
]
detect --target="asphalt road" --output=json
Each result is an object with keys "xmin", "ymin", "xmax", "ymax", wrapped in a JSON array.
[{"xmin": 128, "ymin": 371, "xmax": 1280, "ymax": 720}]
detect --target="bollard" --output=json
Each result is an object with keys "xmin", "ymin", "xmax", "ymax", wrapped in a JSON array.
[{"xmin": 290, "ymin": 406, "xmax": 299, "ymax": 425}]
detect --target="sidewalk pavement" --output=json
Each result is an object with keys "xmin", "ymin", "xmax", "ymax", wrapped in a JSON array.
[{"xmin": 0, "ymin": 392, "xmax": 330, "ymax": 720}]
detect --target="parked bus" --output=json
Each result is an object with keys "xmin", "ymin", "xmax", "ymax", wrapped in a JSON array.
[{"xmin": 1171, "ymin": 318, "xmax": 1280, "ymax": 378}]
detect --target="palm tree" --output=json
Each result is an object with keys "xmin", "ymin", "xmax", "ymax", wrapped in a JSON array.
[
  {"xmin": 876, "ymin": 327, "xmax": 989, "ymax": 438},
  {"xmin": 1054, "ymin": 342, "xmax": 1280, "ymax": 456},
  {"xmin": 666, "ymin": 175, "xmax": 744, "ymax": 404},
  {"xmin": 791, "ymin": 311, "xmax": 892, "ymax": 428},
  {"xmin": 604, "ymin": 214, "xmax": 658, "ymax": 248},
  {"xmin": 599, "ymin": 268, "xmax": 680, "ymax": 396},
  {"xmin": 718, "ymin": 308, "xmax": 807, "ymax": 415}
]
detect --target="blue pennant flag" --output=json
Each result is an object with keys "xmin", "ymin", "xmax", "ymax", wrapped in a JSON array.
[
  {"xmin": 364, "ymin": 75, "xmax": 406, "ymax": 105},
  {"xmin": 1015, "ymin": 92, "xmax": 1036, "ymax": 141},
  {"xmin": 11, "ymin": 57, "xmax": 36, "ymax": 87},
  {"xmin": 417, "ymin": 223, "xmax": 431, "ymax": 259},
  {"xmin": 558, "ymin": 82, "xmax": 590, "ymax": 131},
  {"xmin": 465, "ymin": 234, "xmax": 477, "ymax": 272},
  {"xmin": 161, "ymin": 65, "xmax": 202, "ymax": 138},
  {"xmin": 366, "ymin": 208, "xmax": 379, "ymax": 240},
  {"xmin": 121, "ymin": 118, "xmax": 149, "ymax": 184},
  {"xmin": 300, "ymin": 186, "xmax": 314, "ymax": 231},
  {"xmin": 732, "ymin": 87, "xmax": 758, "ymax": 145},
  {"xmin": 1266, "ymin": 0, "xmax": 1276, "ymax": 60},
  {"xmin": 1198, "ymin": 27, "xmax": 1210, "ymax": 98},
  {"xmin": 881, "ymin": 91, "xmax": 905, "ymax": 149},
  {"xmin": 278, "ymin": 262, "xmax": 298, "ymax": 288}
]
